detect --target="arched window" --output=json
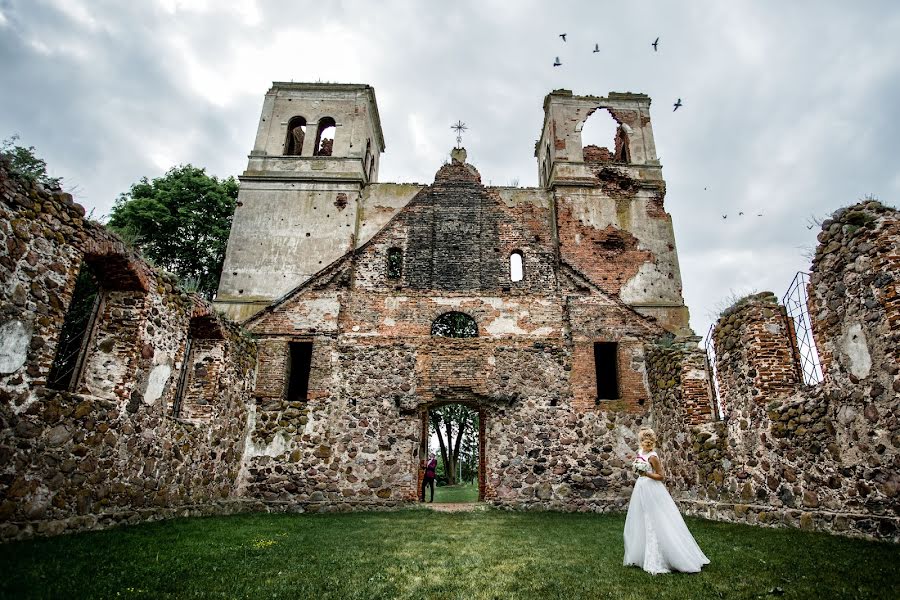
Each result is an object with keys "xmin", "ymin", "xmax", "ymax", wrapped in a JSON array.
[
  {"xmin": 284, "ymin": 116, "xmax": 307, "ymax": 156},
  {"xmin": 47, "ymin": 262, "xmax": 100, "ymax": 391},
  {"xmin": 387, "ymin": 247, "xmax": 403, "ymax": 279},
  {"xmin": 581, "ymin": 107, "xmax": 629, "ymax": 164},
  {"xmin": 314, "ymin": 117, "xmax": 336, "ymax": 156},
  {"xmin": 431, "ymin": 312, "xmax": 478, "ymax": 338},
  {"xmin": 509, "ymin": 250, "xmax": 524, "ymax": 282}
]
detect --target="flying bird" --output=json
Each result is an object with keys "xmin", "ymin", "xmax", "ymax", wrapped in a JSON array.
[
  {"xmin": 652, "ymin": 37, "xmax": 659, "ymax": 51},
  {"xmin": 722, "ymin": 215, "xmax": 728, "ymax": 220},
  {"xmin": 560, "ymin": 33, "xmax": 567, "ymax": 42},
  {"xmin": 593, "ymin": 43, "xmax": 600, "ymax": 53},
  {"xmin": 739, "ymin": 211, "xmax": 744, "ymax": 216},
  {"xmin": 757, "ymin": 213, "xmax": 764, "ymax": 217},
  {"xmin": 673, "ymin": 98, "xmax": 682, "ymax": 111},
  {"xmin": 553, "ymin": 57, "xmax": 562, "ymax": 67},
  {"xmin": 806, "ymin": 224, "xmax": 815, "ymax": 230},
  {"xmin": 703, "ymin": 187, "xmax": 707, "ymax": 191}
]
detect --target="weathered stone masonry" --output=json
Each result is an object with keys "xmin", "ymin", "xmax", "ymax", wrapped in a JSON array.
[
  {"xmin": 2, "ymin": 83, "xmax": 898, "ymax": 544},
  {"xmin": 231, "ymin": 85, "xmax": 701, "ymax": 517},
  {"xmin": 0, "ymin": 159, "xmax": 256, "ymax": 541},
  {"xmin": 658, "ymin": 204, "xmax": 900, "ymax": 541}
]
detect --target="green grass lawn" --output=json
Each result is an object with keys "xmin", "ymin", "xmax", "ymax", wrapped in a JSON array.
[
  {"xmin": 1, "ymin": 510, "xmax": 897, "ymax": 599},
  {"xmin": 432, "ymin": 482, "xmax": 479, "ymax": 503}
]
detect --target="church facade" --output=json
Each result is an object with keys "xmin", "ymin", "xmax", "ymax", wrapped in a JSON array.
[{"xmin": 215, "ymin": 83, "xmax": 711, "ymax": 508}]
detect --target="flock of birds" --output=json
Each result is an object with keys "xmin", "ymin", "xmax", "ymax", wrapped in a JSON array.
[
  {"xmin": 551, "ymin": 33, "xmax": 780, "ymax": 223},
  {"xmin": 553, "ymin": 34, "xmax": 682, "ymax": 112}
]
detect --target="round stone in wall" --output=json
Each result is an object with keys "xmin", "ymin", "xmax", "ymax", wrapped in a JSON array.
[{"xmin": 0, "ymin": 320, "xmax": 31, "ymax": 374}]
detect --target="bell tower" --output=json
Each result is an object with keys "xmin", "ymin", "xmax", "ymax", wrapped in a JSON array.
[
  {"xmin": 215, "ymin": 83, "xmax": 385, "ymax": 321},
  {"xmin": 536, "ymin": 89, "xmax": 691, "ymax": 335}
]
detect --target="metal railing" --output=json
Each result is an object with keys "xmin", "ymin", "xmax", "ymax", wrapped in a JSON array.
[
  {"xmin": 782, "ymin": 271, "xmax": 824, "ymax": 386},
  {"xmin": 703, "ymin": 324, "xmax": 725, "ymax": 421},
  {"xmin": 703, "ymin": 271, "xmax": 824, "ymax": 421}
]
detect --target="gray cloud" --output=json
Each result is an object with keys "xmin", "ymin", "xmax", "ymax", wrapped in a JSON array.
[{"xmin": 1, "ymin": 0, "xmax": 898, "ymax": 337}]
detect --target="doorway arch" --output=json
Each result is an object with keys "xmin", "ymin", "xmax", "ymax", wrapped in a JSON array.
[{"xmin": 417, "ymin": 399, "xmax": 487, "ymax": 502}]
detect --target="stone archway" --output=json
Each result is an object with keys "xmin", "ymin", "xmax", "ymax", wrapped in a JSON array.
[{"xmin": 417, "ymin": 400, "xmax": 487, "ymax": 502}]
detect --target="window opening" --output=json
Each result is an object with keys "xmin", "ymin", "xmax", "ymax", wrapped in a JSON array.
[
  {"xmin": 544, "ymin": 146, "xmax": 552, "ymax": 185},
  {"xmin": 387, "ymin": 247, "xmax": 403, "ymax": 279},
  {"xmin": 424, "ymin": 404, "xmax": 481, "ymax": 502},
  {"xmin": 288, "ymin": 341, "xmax": 313, "ymax": 402},
  {"xmin": 431, "ymin": 312, "xmax": 478, "ymax": 338},
  {"xmin": 284, "ymin": 116, "xmax": 307, "ymax": 156},
  {"xmin": 314, "ymin": 117, "xmax": 336, "ymax": 156},
  {"xmin": 509, "ymin": 251, "xmax": 524, "ymax": 282},
  {"xmin": 172, "ymin": 336, "xmax": 193, "ymax": 417},
  {"xmin": 594, "ymin": 342, "xmax": 620, "ymax": 400},
  {"xmin": 48, "ymin": 262, "xmax": 101, "ymax": 391},
  {"xmin": 581, "ymin": 108, "xmax": 629, "ymax": 164}
]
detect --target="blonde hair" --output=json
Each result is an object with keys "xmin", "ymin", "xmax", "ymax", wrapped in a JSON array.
[{"xmin": 639, "ymin": 428, "xmax": 657, "ymax": 446}]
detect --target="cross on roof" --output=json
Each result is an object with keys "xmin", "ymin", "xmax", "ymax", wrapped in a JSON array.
[{"xmin": 451, "ymin": 120, "xmax": 467, "ymax": 148}]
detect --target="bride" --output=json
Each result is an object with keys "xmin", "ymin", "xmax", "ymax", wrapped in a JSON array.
[{"xmin": 623, "ymin": 428, "xmax": 709, "ymax": 574}]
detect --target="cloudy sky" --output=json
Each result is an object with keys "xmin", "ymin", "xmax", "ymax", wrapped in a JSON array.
[{"xmin": 2, "ymin": 0, "xmax": 898, "ymax": 338}]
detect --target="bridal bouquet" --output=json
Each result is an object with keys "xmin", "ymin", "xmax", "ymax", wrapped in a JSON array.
[{"xmin": 632, "ymin": 456, "xmax": 652, "ymax": 476}]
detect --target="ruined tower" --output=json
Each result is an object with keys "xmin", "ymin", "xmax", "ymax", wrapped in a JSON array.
[
  {"xmin": 537, "ymin": 89, "xmax": 689, "ymax": 334},
  {"xmin": 215, "ymin": 83, "xmax": 423, "ymax": 321}
]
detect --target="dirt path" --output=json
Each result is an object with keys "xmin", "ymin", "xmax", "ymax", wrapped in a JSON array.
[{"xmin": 424, "ymin": 502, "xmax": 483, "ymax": 513}]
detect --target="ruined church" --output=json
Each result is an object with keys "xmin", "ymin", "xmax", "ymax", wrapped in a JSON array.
[
  {"xmin": 214, "ymin": 83, "xmax": 697, "ymax": 504},
  {"xmin": 0, "ymin": 83, "xmax": 897, "ymax": 542}
]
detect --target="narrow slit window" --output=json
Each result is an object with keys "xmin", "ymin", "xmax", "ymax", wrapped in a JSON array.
[
  {"xmin": 387, "ymin": 247, "xmax": 403, "ymax": 279},
  {"xmin": 172, "ymin": 336, "xmax": 193, "ymax": 418},
  {"xmin": 509, "ymin": 250, "xmax": 524, "ymax": 282},
  {"xmin": 48, "ymin": 262, "xmax": 101, "ymax": 391},
  {"xmin": 288, "ymin": 341, "xmax": 313, "ymax": 403},
  {"xmin": 594, "ymin": 342, "xmax": 620, "ymax": 400}
]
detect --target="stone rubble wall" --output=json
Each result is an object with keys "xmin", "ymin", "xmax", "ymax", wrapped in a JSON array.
[
  {"xmin": 655, "ymin": 202, "xmax": 899, "ymax": 541},
  {"xmin": 237, "ymin": 329, "xmax": 662, "ymax": 513},
  {"xmin": 0, "ymin": 161, "xmax": 257, "ymax": 541}
]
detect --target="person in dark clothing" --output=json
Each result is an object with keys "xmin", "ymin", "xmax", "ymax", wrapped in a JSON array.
[{"xmin": 421, "ymin": 453, "xmax": 437, "ymax": 502}]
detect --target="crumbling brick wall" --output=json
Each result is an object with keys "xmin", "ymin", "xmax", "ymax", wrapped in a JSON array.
[
  {"xmin": 0, "ymin": 160, "xmax": 256, "ymax": 541},
  {"xmin": 236, "ymin": 156, "xmax": 674, "ymax": 513},
  {"xmin": 657, "ymin": 203, "xmax": 900, "ymax": 541}
]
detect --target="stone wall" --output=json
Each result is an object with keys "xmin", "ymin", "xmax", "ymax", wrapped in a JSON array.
[
  {"xmin": 235, "ymin": 156, "xmax": 677, "ymax": 514},
  {"xmin": 0, "ymin": 160, "xmax": 257, "ymax": 541},
  {"xmin": 658, "ymin": 202, "xmax": 899, "ymax": 541}
]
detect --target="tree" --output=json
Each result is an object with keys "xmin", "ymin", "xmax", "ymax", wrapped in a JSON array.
[
  {"xmin": 107, "ymin": 165, "xmax": 238, "ymax": 299},
  {"xmin": 431, "ymin": 312, "xmax": 478, "ymax": 338},
  {"xmin": 430, "ymin": 404, "xmax": 478, "ymax": 486},
  {"xmin": 1, "ymin": 135, "xmax": 62, "ymax": 188}
]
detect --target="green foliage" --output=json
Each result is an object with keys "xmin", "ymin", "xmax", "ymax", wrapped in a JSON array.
[
  {"xmin": 386, "ymin": 247, "xmax": 403, "ymax": 278},
  {"xmin": 1, "ymin": 511, "xmax": 897, "ymax": 599},
  {"xmin": 433, "ymin": 483, "xmax": 479, "ymax": 503},
  {"xmin": 430, "ymin": 404, "xmax": 478, "ymax": 486},
  {"xmin": 107, "ymin": 165, "xmax": 238, "ymax": 299},
  {"xmin": 0, "ymin": 135, "xmax": 62, "ymax": 188},
  {"xmin": 431, "ymin": 311, "xmax": 478, "ymax": 337}
]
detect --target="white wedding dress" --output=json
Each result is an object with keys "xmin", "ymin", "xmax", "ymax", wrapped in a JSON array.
[{"xmin": 623, "ymin": 450, "xmax": 710, "ymax": 574}]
